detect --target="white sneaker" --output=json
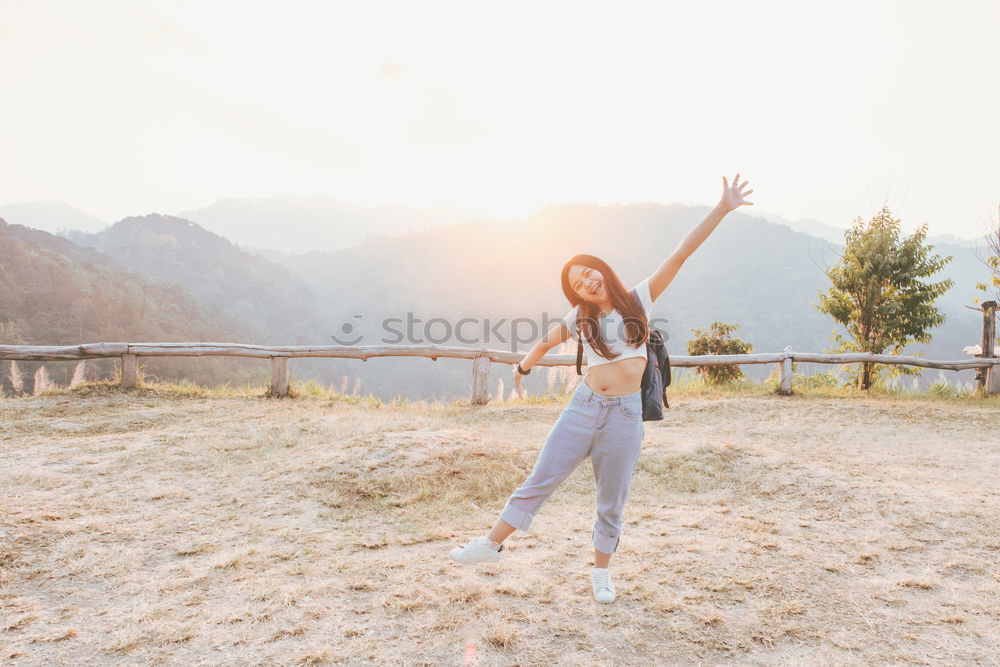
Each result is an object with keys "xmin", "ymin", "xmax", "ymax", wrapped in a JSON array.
[
  {"xmin": 591, "ymin": 567, "xmax": 616, "ymax": 603},
  {"xmin": 449, "ymin": 536, "xmax": 503, "ymax": 564}
]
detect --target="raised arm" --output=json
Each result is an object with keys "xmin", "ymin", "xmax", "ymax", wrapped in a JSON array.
[{"xmin": 647, "ymin": 173, "xmax": 754, "ymax": 301}]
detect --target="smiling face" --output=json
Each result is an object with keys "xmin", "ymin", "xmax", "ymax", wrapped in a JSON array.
[{"xmin": 567, "ymin": 264, "xmax": 607, "ymax": 305}]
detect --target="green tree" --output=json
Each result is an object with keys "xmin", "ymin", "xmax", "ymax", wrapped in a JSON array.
[
  {"xmin": 815, "ymin": 206, "xmax": 954, "ymax": 390},
  {"xmin": 973, "ymin": 212, "xmax": 1000, "ymax": 306},
  {"xmin": 687, "ymin": 321, "xmax": 753, "ymax": 384}
]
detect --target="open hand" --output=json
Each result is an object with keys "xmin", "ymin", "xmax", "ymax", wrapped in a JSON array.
[
  {"xmin": 511, "ymin": 365, "xmax": 526, "ymax": 399},
  {"xmin": 720, "ymin": 173, "xmax": 754, "ymax": 212}
]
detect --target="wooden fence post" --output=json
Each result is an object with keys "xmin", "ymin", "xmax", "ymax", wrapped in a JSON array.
[
  {"xmin": 470, "ymin": 354, "xmax": 491, "ymax": 405},
  {"xmin": 121, "ymin": 353, "xmax": 138, "ymax": 388},
  {"xmin": 777, "ymin": 345, "xmax": 793, "ymax": 395},
  {"xmin": 270, "ymin": 356, "xmax": 289, "ymax": 397},
  {"xmin": 982, "ymin": 301, "xmax": 999, "ymax": 395}
]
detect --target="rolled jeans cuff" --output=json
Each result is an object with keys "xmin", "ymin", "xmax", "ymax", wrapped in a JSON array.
[
  {"xmin": 593, "ymin": 529, "xmax": 620, "ymax": 555},
  {"xmin": 500, "ymin": 502, "xmax": 535, "ymax": 531}
]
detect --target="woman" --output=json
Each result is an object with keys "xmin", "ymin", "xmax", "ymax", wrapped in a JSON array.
[{"xmin": 449, "ymin": 174, "xmax": 754, "ymax": 603}]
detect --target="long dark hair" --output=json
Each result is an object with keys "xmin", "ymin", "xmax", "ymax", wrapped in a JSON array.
[{"xmin": 560, "ymin": 254, "xmax": 648, "ymax": 361}]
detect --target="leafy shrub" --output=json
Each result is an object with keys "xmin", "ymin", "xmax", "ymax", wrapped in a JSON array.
[
  {"xmin": 927, "ymin": 371, "xmax": 961, "ymax": 398},
  {"xmin": 686, "ymin": 322, "xmax": 753, "ymax": 384},
  {"xmin": 795, "ymin": 369, "xmax": 843, "ymax": 388}
]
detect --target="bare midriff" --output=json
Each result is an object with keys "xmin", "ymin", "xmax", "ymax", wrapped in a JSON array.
[{"xmin": 582, "ymin": 356, "xmax": 647, "ymax": 396}]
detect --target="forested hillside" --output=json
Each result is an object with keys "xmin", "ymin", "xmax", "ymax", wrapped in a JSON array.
[
  {"xmin": 62, "ymin": 214, "xmax": 325, "ymax": 344},
  {"xmin": 0, "ymin": 219, "xmax": 256, "ymax": 393}
]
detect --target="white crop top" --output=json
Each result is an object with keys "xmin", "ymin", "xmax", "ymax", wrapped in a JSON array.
[{"xmin": 561, "ymin": 277, "xmax": 656, "ymax": 369}]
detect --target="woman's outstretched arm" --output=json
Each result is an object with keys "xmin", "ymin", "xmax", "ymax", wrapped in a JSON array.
[
  {"xmin": 512, "ymin": 321, "xmax": 572, "ymax": 399},
  {"xmin": 647, "ymin": 173, "xmax": 754, "ymax": 301}
]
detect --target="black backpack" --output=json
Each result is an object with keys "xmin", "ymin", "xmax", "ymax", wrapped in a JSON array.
[{"xmin": 575, "ymin": 288, "xmax": 671, "ymax": 420}]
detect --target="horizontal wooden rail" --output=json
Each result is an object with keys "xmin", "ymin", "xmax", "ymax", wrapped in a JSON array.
[{"xmin": 1, "ymin": 342, "xmax": 998, "ymax": 400}]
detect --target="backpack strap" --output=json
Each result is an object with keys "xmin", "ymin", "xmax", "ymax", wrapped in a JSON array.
[
  {"xmin": 629, "ymin": 287, "xmax": 649, "ymax": 343},
  {"xmin": 576, "ymin": 334, "xmax": 583, "ymax": 375}
]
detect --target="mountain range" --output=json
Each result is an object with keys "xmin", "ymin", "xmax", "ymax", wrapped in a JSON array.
[{"xmin": 0, "ymin": 199, "xmax": 994, "ymax": 398}]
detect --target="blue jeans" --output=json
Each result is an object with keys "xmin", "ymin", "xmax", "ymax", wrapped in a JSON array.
[{"xmin": 499, "ymin": 379, "xmax": 645, "ymax": 554}]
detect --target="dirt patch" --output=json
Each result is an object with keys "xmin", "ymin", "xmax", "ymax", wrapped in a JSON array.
[
  {"xmin": 2, "ymin": 390, "xmax": 999, "ymax": 665},
  {"xmin": 309, "ymin": 429, "xmax": 533, "ymax": 529}
]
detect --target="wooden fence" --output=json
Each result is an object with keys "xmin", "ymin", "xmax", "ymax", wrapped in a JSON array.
[{"xmin": 2, "ymin": 341, "xmax": 998, "ymax": 402}]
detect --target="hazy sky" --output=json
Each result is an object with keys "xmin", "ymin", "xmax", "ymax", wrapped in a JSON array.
[{"xmin": 1, "ymin": 0, "xmax": 997, "ymax": 238}]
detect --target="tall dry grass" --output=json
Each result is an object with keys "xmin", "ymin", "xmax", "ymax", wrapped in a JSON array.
[
  {"xmin": 69, "ymin": 360, "xmax": 87, "ymax": 388},
  {"xmin": 31, "ymin": 365, "xmax": 53, "ymax": 395},
  {"xmin": 8, "ymin": 359, "xmax": 24, "ymax": 394}
]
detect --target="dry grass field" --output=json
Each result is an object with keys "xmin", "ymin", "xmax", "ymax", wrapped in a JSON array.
[{"xmin": 2, "ymin": 379, "xmax": 1000, "ymax": 665}]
